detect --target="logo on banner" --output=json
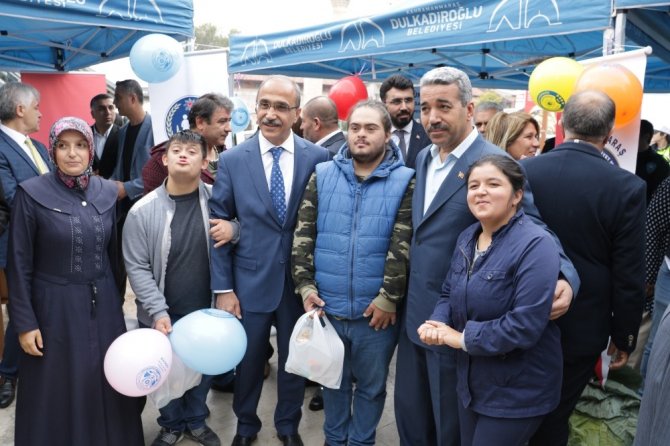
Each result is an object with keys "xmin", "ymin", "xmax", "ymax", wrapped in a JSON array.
[
  {"xmin": 241, "ymin": 39, "xmax": 272, "ymax": 66},
  {"xmin": 339, "ymin": 19, "xmax": 385, "ymax": 52},
  {"xmin": 488, "ymin": 0, "xmax": 561, "ymax": 32},
  {"xmin": 165, "ymin": 96, "xmax": 198, "ymax": 137},
  {"xmin": 98, "ymin": 0, "xmax": 165, "ymax": 23}
]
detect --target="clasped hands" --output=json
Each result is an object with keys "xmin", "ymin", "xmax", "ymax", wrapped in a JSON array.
[{"xmin": 418, "ymin": 321, "xmax": 462, "ymax": 349}]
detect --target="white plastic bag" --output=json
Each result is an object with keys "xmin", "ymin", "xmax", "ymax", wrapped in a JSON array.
[
  {"xmin": 148, "ymin": 350, "xmax": 202, "ymax": 409},
  {"xmin": 285, "ymin": 310, "xmax": 345, "ymax": 389}
]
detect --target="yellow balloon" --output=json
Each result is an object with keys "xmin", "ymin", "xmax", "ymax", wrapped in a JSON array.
[{"xmin": 529, "ymin": 57, "xmax": 584, "ymax": 112}]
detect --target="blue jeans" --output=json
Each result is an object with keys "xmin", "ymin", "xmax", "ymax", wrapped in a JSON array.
[
  {"xmin": 640, "ymin": 261, "xmax": 670, "ymax": 394},
  {"xmin": 322, "ymin": 316, "xmax": 399, "ymax": 446},
  {"xmin": 140, "ymin": 316, "xmax": 213, "ymax": 432}
]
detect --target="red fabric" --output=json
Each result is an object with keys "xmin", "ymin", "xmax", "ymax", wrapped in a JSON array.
[{"xmin": 21, "ymin": 73, "xmax": 106, "ymax": 146}]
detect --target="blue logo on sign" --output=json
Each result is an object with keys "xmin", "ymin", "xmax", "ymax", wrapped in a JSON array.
[{"xmin": 165, "ymin": 96, "xmax": 198, "ymax": 138}]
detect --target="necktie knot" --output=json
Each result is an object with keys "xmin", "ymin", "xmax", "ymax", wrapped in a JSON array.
[{"xmin": 271, "ymin": 146, "xmax": 283, "ymax": 162}]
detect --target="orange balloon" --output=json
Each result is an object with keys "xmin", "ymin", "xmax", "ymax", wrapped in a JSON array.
[{"xmin": 573, "ymin": 64, "xmax": 643, "ymax": 127}]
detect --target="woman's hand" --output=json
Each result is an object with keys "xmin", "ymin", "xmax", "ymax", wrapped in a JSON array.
[
  {"xmin": 418, "ymin": 320, "xmax": 463, "ymax": 349},
  {"xmin": 19, "ymin": 329, "xmax": 44, "ymax": 357}
]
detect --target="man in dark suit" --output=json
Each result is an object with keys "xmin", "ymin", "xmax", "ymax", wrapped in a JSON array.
[
  {"xmin": 0, "ymin": 82, "xmax": 52, "ymax": 409},
  {"xmin": 380, "ymin": 74, "xmax": 431, "ymax": 168},
  {"xmin": 90, "ymin": 93, "xmax": 119, "ymax": 179},
  {"xmin": 394, "ymin": 67, "xmax": 579, "ymax": 446},
  {"xmin": 299, "ymin": 96, "xmax": 345, "ymax": 155},
  {"xmin": 209, "ymin": 75, "xmax": 329, "ymax": 446},
  {"xmin": 525, "ymin": 91, "xmax": 645, "ymax": 446}
]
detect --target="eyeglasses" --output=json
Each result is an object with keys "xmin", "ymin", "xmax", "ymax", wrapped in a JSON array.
[
  {"xmin": 386, "ymin": 98, "xmax": 414, "ymax": 106},
  {"xmin": 256, "ymin": 100, "xmax": 299, "ymax": 113}
]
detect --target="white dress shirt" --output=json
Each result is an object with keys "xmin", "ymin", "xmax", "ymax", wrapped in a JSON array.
[
  {"xmin": 423, "ymin": 127, "xmax": 478, "ymax": 215},
  {"xmin": 259, "ymin": 131, "xmax": 295, "ymax": 206},
  {"xmin": 392, "ymin": 121, "xmax": 413, "ymax": 161},
  {"xmin": 92, "ymin": 124, "xmax": 113, "ymax": 159}
]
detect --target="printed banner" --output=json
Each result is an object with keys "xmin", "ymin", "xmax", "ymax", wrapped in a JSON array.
[{"xmin": 147, "ymin": 50, "xmax": 230, "ymax": 143}]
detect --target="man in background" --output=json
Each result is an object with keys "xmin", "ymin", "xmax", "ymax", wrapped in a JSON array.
[
  {"xmin": 473, "ymin": 101, "xmax": 503, "ymax": 135},
  {"xmin": 90, "ymin": 93, "xmax": 120, "ymax": 178},
  {"xmin": 300, "ymin": 96, "xmax": 345, "ymax": 155}
]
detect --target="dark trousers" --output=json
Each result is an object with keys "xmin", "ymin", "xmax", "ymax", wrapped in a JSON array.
[
  {"xmin": 528, "ymin": 354, "xmax": 599, "ymax": 446},
  {"xmin": 459, "ymin": 402, "xmax": 544, "ymax": 446},
  {"xmin": 233, "ymin": 288, "xmax": 305, "ymax": 437},
  {"xmin": 394, "ymin": 326, "xmax": 460, "ymax": 446},
  {"xmin": 0, "ymin": 321, "xmax": 19, "ymax": 379}
]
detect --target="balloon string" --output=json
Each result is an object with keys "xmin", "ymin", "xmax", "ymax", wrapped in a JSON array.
[{"xmin": 357, "ymin": 63, "xmax": 367, "ymax": 76}]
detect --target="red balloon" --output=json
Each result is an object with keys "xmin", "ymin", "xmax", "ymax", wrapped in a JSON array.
[{"xmin": 328, "ymin": 76, "xmax": 368, "ymax": 120}]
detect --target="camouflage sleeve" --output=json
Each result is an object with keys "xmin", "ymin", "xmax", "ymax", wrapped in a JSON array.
[
  {"xmin": 291, "ymin": 172, "xmax": 319, "ymax": 302},
  {"xmin": 373, "ymin": 178, "xmax": 415, "ymax": 313}
]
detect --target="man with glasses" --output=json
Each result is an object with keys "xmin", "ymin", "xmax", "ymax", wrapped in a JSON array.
[
  {"xmin": 380, "ymin": 74, "xmax": 431, "ymax": 168},
  {"xmin": 209, "ymin": 75, "xmax": 329, "ymax": 446}
]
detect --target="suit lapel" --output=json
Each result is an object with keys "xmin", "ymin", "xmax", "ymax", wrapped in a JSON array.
[
  {"xmin": 0, "ymin": 130, "xmax": 41, "ymax": 175},
  {"xmin": 287, "ymin": 135, "xmax": 308, "ymax": 222},
  {"xmin": 244, "ymin": 136, "xmax": 282, "ymax": 226},
  {"xmin": 412, "ymin": 149, "xmax": 429, "ymax": 227}
]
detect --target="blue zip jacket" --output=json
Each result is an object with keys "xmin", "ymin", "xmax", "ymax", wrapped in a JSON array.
[
  {"xmin": 314, "ymin": 142, "xmax": 413, "ymax": 319},
  {"xmin": 430, "ymin": 210, "xmax": 563, "ymax": 418}
]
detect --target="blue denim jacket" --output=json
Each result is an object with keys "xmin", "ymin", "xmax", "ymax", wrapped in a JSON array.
[{"xmin": 430, "ymin": 210, "xmax": 563, "ymax": 418}]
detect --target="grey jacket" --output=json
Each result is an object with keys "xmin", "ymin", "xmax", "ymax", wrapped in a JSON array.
[{"xmin": 123, "ymin": 180, "xmax": 213, "ymax": 327}]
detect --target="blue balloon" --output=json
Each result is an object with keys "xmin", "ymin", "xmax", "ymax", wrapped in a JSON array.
[
  {"xmin": 169, "ymin": 309, "xmax": 247, "ymax": 375},
  {"xmin": 230, "ymin": 96, "xmax": 251, "ymax": 133},
  {"xmin": 129, "ymin": 33, "xmax": 184, "ymax": 83}
]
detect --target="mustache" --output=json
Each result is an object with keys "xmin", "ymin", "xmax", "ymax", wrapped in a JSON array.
[
  {"xmin": 261, "ymin": 118, "xmax": 281, "ymax": 127},
  {"xmin": 427, "ymin": 123, "xmax": 449, "ymax": 132}
]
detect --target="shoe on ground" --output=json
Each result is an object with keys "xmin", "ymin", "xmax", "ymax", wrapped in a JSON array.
[
  {"xmin": 185, "ymin": 425, "xmax": 221, "ymax": 446},
  {"xmin": 231, "ymin": 433, "xmax": 257, "ymax": 446},
  {"xmin": 151, "ymin": 428, "xmax": 184, "ymax": 446},
  {"xmin": 308, "ymin": 389, "xmax": 323, "ymax": 412},
  {"xmin": 278, "ymin": 433, "xmax": 304, "ymax": 446},
  {"xmin": 0, "ymin": 377, "xmax": 16, "ymax": 409}
]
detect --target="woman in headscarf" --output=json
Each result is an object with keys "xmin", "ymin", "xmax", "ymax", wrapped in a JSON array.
[{"xmin": 7, "ymin": 117, "xmax": 144, "ymax": 445}]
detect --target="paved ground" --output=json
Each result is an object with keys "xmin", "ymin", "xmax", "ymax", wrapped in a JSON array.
[{"xmin": 0, "ymin": 289, "xmax": 400, "ymax": 446}]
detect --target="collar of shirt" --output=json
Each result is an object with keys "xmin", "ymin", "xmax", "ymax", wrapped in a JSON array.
[
  {"xmin": 92, "ymin": 124, "xmax": 113, "ymax": 139},
  {"xmin": 259, "ymin": 131, "xmax": 295, "ymax": 155},
  {"xmin": 392, "ymin": 120, "xmax": 414, "ymax": 135},
  {"xmin": 427, "ymin": 126, "xmax": 478, "ymax": 167},
  {"xmin": 0, "ymin": 123, "xmax": 30, "ymax": 148},
  {"xmin": 315, "ymin": 129, "xmax": 342, "ymax": 147}
]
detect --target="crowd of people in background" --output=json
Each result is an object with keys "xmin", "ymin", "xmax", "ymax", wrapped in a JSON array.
[{"xmin": 0, "ymin": 65, "xmax": 667, "ymax": 446}]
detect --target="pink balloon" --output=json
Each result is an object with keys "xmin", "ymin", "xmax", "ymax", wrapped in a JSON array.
[
  {"xmin": 104, "ymin": 328, "xmax": 172, "ymax": 397},
  {"xmin": 329, "ymin": 76, "xmax": 368, "ymax": 120}
]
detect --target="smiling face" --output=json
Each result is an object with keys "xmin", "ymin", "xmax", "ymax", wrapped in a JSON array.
[
  {"xmin": 420, "ymin": 83, "xmax": 474, "ymax": 154},
  {"xmin": 54, "ymin": 130, "xmax": 91, "ymax": 176},
  {"xmin": 467, "ymin": 162, "xmax": 522, "ymax": 230},
  {"xmin": 255, "ymin": 78, "xmax": 300, "ymax": 146},
  {"xmin": 346, "ymin": 106, "xmax": 390, "ymax": 166},
  {"xmin": 507, "ymin": 122, "xmax": 540, "ymax": 160}
]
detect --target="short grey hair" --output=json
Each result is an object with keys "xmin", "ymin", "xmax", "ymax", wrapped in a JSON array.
[
  {"xmin": 475, "ymin": 101, "xmax": 503, "ymax": 114},
  {"xmin": 420, "ymin": 67, "xmax": 472, "ymax": 106},
  {"xmin": 0, "ymin": 82, "xmax": 39, "ymax": 122},
  {"xmin": 257, "ymin": 75, "xmax": 302, "ymax": 107},
  {"xmin": 562, "ymin": 90, "xmax": 615, "ymax": 141}
]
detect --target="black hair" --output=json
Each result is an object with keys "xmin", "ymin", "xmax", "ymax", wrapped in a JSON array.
[{"xmin": 466, "ymin": 154, "xmax": 525, "ymax": 193}]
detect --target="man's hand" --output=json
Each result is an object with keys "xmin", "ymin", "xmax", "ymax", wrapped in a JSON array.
[
  {"xmin": 303, "ymin": 292, "xmax": 325, "ymax": 316},
  {"xmin": 363, "ymin": 302, "xmax": 396, "ymax": 330},
  {"xmin": 115, "ymin": 181, "xmax": 127, "ymax": 200},
  {"xmin": 607, "ymin": 341, "xmax": 629, "ymax": 370},
  {"xmin": 19, "ymin": 329, "xmax": 43, "ymax": 357},
  {"xmin": 153, "ymin": 317, "xmax": 173, "ymax": 335},
  {"xmin": 550, "ymin": 278, "xmax": 573, "ymax": 320},
  {"xmin": 210, "ymin": 219, "xmax": 233, "ymax": 248},
  {"xmin": 216, "ymin": 291, "xmax": 241, "ymax": 319}
]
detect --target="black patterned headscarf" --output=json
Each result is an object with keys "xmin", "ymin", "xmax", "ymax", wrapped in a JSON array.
[{"xmin": 48, "ymin": 117, "xmax": 94, "ymax": 191}]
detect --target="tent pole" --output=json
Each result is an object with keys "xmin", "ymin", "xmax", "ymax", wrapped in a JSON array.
[{"xmin": 613, "ymin": 10, "xmax": 627, "ymax": 54}]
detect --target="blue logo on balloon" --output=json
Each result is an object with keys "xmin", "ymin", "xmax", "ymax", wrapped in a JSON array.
[
  {"xmin": 136, "ymin": 366, "xmax": 162, "ymax": 391},
  {"xmin": 165, "ymin": 96, "xmax": 198, "ymax": 138},
  {"xmin": 230, "ymin": 97, "xmax": 251, "ymax": 133},
  {"xmin": 130, "ymin": 33, "xmax": 184, "ymax": 83}
]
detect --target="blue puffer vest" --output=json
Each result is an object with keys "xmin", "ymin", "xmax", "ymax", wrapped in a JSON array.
[{"xmin": 314, "ymin": 142, "xmax": 414, "ymax": 319}]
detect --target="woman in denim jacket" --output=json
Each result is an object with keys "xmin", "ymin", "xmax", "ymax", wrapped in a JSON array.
[{"xmin": 419, "ymin": 154, "xmax": 562, "ymax": 446}]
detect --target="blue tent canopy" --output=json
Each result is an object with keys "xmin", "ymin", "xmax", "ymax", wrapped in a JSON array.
[
  {"xmin": 0, "ymin": 0, "xmax": 193, "ymax": 72},
  {"xmin": 229, "ymin": 0, "xmax": 670, "ymax": 92}
]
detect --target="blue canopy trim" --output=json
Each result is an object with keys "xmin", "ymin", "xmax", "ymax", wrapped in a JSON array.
[{"xmin": 0, "ymin": 0, "xmax": 193, "ymax": 71}]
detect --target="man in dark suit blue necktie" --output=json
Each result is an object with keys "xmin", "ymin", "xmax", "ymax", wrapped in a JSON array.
[{"xmin": 209, "ymin": 76, "xmax": 329, "ymax": 446}]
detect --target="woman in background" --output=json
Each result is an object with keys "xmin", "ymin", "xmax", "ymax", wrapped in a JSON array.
[
  {"xmin": 485, "ymin": 111, "xmax": 541, "ymax": 160},
  {"xmin": 7, "ymin": 117, "xmax": 143, "ymax": 445}
]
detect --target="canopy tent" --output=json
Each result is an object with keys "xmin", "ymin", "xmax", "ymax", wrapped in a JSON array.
[
  {"xmin": 228, "ymin": 0, "xmax": 670, "ymax": 92},
  {"xmin": 0, "ymin": 0, "xmax": 193, "ymax": 72}
]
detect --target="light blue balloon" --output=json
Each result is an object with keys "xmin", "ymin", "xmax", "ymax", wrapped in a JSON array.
[
  {"xmin": 169, "ymin": 309, "xmax": 247, "ymax": 375},
  {"xmin": 129, "ymin": 33, "xmax": 184, "ymax": 83},
  {"xmin": 230, "ymin": 96, "xmax": 251, "ymax": 133}
]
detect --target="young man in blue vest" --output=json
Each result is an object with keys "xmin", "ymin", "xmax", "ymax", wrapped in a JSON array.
[{"xmin": 292, "ymin": 100, "xmax": 414, "ymax": 446}]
